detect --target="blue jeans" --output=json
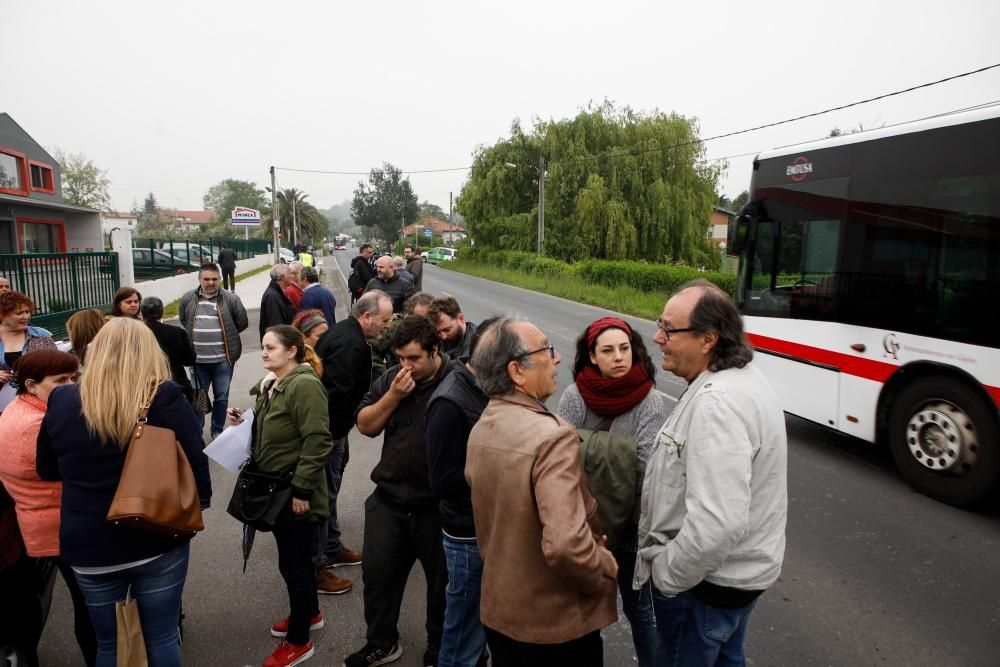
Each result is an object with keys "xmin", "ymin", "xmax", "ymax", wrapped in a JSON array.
[
  {"xmin": 439, "ymin": 534, "xmax": 488, "ymax": 667},
  {"xmin": 194, "ymin": 361, "xmax": 234, "ymax": 436},
  {"xmin": 615, "ymin": 547, "xmax": 658, "ymax": 666},
  {"xmin": 74, "ymin": 543, "xmax": 190, "ymax": 667},
  {"xmin": 652, "ymin": 588, "xmax": 757, "ymax": 667}
]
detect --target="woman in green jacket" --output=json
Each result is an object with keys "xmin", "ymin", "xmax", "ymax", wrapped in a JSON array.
[{"xmin": 231, "ymin": 325, "xmax": 332, "ymax": 667}]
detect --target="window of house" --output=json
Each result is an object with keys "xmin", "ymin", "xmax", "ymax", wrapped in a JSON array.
[
  {"xmin": 29, "ymin": 161, "xmax": 54, "ymax": 193},
  {"xmin": 0, "ymin": 150, "xmax": 27, "ymax": 195},
  {"xmin": 19, "ymin": 219, "xmax": 64, "ymax": 254}
]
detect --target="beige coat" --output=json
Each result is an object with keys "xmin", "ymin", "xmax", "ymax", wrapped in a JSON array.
[{"xmin": 466, "ymin": 391, "xmax": 617, "ymax": 644}]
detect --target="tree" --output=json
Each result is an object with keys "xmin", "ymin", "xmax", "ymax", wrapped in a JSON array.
[
  {"xmin": 54, "ymin": 150, "xmax": 112, "ymax": 210},
  {"xmin": 456, "ymin": 102, "xmax": 720, "ymax": 266},
  {"xmin": 418, "ymin": 200, "xmax": 447, "ymax": 220},
  {"xmin": 136, "ymin": 191, "xmax": 174, "ymax": 238},
  {"xmin": 202, "ymin": 179, "xmax": 269, "ymax": 238},
  {"xmin": 276, "ymin": 188, "xmax": 326, "ymax": 246},
  {"xmin": 351, "ymin": 163, "xmax": 420, "ymax": 243},
  {"xmin": 731, "ymin": 190, "xmax": 749, "ymax": 212}
]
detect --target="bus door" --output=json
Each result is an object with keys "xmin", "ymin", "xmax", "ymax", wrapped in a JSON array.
[{"xmin": 741, "ymin": 182, "xmax": 848, "ymax": 429}]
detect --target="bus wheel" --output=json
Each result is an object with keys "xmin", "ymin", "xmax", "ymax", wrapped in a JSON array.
[{"xmin": 888, "ymin": 376, "xmax": 999, "ymax": 507}]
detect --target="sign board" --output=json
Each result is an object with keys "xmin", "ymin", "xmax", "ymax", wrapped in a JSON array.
[
  {"xmin": 424, "ymin": 227, "xmax": 432, "ymax": 238},
  {"xmin": 231, "ymin": 207, "xmax": 261, "ymax": 226}
]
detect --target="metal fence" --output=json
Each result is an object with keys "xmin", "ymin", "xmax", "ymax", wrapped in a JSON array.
[{"xmin": 0, "ymin": 252, "xmax": 120, "ymax": 339}]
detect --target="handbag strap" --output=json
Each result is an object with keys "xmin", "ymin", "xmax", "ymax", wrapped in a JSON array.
[{"xmin": 132, "ymin": 405, "xmax": 151, "ymax": 440}]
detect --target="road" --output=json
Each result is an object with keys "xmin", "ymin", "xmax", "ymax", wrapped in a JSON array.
[{"xmin": 38, "ymin": 251, "xmax": 1000, "ymax": 666}]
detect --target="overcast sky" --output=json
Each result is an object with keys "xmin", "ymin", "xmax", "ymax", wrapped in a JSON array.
[{"xmin": 5, "ymin": 0, "xmax": 999, "ymax": 216}]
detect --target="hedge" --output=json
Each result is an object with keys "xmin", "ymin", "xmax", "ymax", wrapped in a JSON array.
[{"xmin": 457, "ymin": 247, "xmax": 736, "ymax": 296}]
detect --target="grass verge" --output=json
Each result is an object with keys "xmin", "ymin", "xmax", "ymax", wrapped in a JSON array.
[
  {"xmin": 162, "ymin": 263, "xmax": 271, "ymax": 319},
  {"xmin": 438, "ymin": 260, "xmax": 665, "ymax": 321}
]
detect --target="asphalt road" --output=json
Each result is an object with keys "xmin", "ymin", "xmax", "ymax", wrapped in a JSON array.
[{"xmin": 38, "ymin": 252, "xmax": 1000, "ymax": 666}]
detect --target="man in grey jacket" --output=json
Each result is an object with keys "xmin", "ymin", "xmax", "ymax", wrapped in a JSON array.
[
  {"xmin": 635, "ymin": 279, "xmax": 787, "ymax": 666},
  {"xmin": 179, "ymin": 262, "xmax": 249, "ymax": 437}
]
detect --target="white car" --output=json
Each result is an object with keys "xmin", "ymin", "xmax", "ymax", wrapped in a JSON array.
[{"xmin": 279, "ymin": 248, "xmax": 296, "ymax": 263}]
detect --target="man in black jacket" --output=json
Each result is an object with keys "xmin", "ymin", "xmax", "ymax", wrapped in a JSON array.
[
  {"xmin": 349, "ymin": 244, "xmax": 375, "ymax": 303},
  {"xmin": 365, "ymin": 255, "xmax": 415, "ymax": 314},
  {"xmin": 217, "ymin": 242, "xmax": 237, "ymax": 291},
  {"xmin": 313, "ymin": 290, "xmax": 394, "ymax": 595},
  {"xmin": 424, "ymin": 317, "xmax": 495, "ymax": 667},
  {"xmin": 344, "ymin": 316, "xmax": 454, "ymax": 667},
  {"xmin": 259, "ymin": 263, "xmax": 295, "ymax": 340},
  {"xmin": 141, "ymin": 296, "xmax": 195, "ymax": 400}
]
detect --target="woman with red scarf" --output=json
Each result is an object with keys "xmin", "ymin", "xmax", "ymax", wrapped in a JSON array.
[{"xmin": 557, "ymin": 316, "xmax": 665, "ymax": 667}]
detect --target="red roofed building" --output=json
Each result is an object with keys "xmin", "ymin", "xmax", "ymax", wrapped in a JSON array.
[{"xmin": 401, "ymin": 216, "xmax": 466, "ymax": 245}]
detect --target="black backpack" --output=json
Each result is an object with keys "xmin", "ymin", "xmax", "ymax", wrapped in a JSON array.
[{"xmin": 348, "ymin": 268, "xmax": 364, "ymax": 299}]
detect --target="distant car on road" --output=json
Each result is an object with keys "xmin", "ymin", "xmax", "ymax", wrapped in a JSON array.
[
  {"xmin": 425, "ymin": 247, "xmax": 458, "ymax": 264},
  {"xmin": 279, "ymin": 248, "xmax": 296, "ymax": 264}
]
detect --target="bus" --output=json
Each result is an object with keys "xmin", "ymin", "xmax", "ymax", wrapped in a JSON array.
[{"xmin": 728, "ymin": 105, "xmax": 1000, "ymax": 506}]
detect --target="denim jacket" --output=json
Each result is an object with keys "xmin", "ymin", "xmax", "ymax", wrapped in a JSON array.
[{"xmin": 0, "ymin": 326, "xmax": 55, "ymax": 371}]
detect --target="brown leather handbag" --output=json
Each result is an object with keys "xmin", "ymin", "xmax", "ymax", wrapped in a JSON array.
[{"xmin": 107, "ymin": 404, "xmax": 205, "ymax": 536}]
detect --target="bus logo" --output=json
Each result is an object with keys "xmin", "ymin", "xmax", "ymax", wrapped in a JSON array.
[
  {"xmin": 786, "ymin": 156, "xmax": 813, "ymax": 182},
  {"xmin": 883, "ymin": 333, "xmax": 900, "ymax": 360}
]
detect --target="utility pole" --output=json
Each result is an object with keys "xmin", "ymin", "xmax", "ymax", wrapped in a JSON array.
[
  {"xmin": 270, "ymin": 166, "xmax": 280, "ymax": 264},
  {"xmin": 449, "ymin": 191, "xmax": 453, "ymax": 222},
  {"xmin": 537, "ymin": 155, "xmax": 546, "ymax": 254},
  {"xmin": 292, "ymin": 196, "xmax": 298, "ymax": 249}
]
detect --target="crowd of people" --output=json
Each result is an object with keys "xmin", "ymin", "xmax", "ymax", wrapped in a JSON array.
[{"xmin": 0, "ymin": 246, "xmax": 788, "ymax": 667}]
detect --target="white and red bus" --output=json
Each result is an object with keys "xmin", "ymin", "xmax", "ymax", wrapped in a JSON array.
[{"xmin": 729, "ymin": 105, "xmax": 1000, "ymax": 506}]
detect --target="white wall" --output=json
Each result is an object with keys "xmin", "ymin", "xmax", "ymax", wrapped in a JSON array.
[{"xmin": 135, "ymin": 253, "xmax": 271, "ymax": 305}]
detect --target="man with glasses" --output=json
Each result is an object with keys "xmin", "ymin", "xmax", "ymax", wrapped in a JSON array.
[
  {"xmin": 312, "ymin": 290, "xmax": 394, "ymax": 597},
  {"xmin": 636, "ymin": 280, "xmax": 788, "ymax": 665},
  {"xmin": 466, "ymin": 317, "xmax": 619, "ymax": 666}
]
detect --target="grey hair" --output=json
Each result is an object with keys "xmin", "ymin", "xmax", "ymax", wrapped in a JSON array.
[
  {"xmin": 289, "ymin": 261, "xmax": 303, "ymax": 272},
  {"xmin": 139, "ymin": 296, "xmax": 164, "ymax": 321},
  {"xmin": 471, "ymin": 316, "xmax": 530, "ymax": 396},
  {"xmin": 301, "ymin": 267, "xmax": 319, "ymax": 283},
  {"xmin": 351, "ymin": 289, "xmax": 390, "ymax": 319},
  {"xmin": 270, "ymin": 263, "xmax": 290, "ymax": 280},
  {"xmin": 392, "ymin": 256, "xmax": 405, "ymax": 269}
]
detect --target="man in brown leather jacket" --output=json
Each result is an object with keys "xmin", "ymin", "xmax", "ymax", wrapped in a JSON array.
[{"xmin": 465, "ymin": 317, "xmax": 618, "ymax": 666}]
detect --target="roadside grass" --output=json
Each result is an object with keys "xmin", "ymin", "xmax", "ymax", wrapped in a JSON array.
[
  {"xmin": 438, "ymin": 260, "xmax": 665, "ymax": 321},
  {"xmin": 162, "ymin": 264, "xmax": 271, "ymax": 319}
]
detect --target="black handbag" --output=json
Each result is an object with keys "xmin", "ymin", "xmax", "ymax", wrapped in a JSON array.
[
  {"xmin": 190, "ymin": 370, "xmax": 212, "ymax": 416},
  {"xmin": 226, "ymin": 462, "xmax": 294, "ymax": 533}
]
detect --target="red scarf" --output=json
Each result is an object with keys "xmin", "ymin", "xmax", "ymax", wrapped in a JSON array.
[{"xmin": 575, "ymin": 363, "xmax": 653, "ymax": 418}]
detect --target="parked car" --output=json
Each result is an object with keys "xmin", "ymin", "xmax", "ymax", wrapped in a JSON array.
[
  {"xmin": 279, "ymin": 247, "xmax": 296, "ymax": 264},
  {"xmin": 158, "ymin": 243, "xmax": 215, "ymax": 264},
  {"xmin": 425, "ymin": 247, "xmax": 458, "ymax": 264},
  {"xmin": 132, "ymin": 248, "xmax": 201, "ymax": 277}
]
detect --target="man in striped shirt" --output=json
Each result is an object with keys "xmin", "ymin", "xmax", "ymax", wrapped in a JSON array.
[{"xmin": 180, "ymin": 262, "xmax": 249, "ymax": 437}]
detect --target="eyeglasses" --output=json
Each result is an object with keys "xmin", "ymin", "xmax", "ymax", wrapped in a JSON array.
[
  {"xmin": 514, "ymin": 343, "xmax": 556, "ymax": 361},
  {"xmin": 655, "ymin": 319, "xmax": 695, "ymax": 341}
]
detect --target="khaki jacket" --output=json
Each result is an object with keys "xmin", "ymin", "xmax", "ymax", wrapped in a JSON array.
[{"xmin": 466, "ymin": 392, "xmax": 617, "ymax": 644}]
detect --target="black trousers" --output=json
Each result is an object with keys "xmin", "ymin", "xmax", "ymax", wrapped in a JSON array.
[
  {"xmin": 221, "ymin": 266, "xmax": 236, "ymax": 291},
  {"xmin": 485, "ymin": 627, "xmax": 603, "ymax": 667},
  {"xmin": 273, "ymin": 521, "xmax": 321, "ymax": 645},
  {"xmin": 361, "ymin": 491, "xmax": 446, "ymax": 650}
]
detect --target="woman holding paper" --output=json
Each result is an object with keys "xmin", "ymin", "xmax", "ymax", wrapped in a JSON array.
[{"xmin": 229, "ymin": 324, "xmax": 332, "ymax": 667}]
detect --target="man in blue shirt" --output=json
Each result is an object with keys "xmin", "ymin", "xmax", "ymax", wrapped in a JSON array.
[{"xmin": 299, "ymin": 267, "xmax": 336, "ymax": 324}]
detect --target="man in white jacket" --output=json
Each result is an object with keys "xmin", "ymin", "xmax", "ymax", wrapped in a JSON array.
[{"xmin": 635, "ymin": 279, "xmax": 787, "ymax": 666}]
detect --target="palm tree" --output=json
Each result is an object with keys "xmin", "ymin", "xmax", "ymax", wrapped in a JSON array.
[{"xmin": 276, "ymin": 189, "xmax": 327, "ymax": 248}]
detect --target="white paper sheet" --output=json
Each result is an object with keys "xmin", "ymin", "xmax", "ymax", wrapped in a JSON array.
[
  {"xmin": 0, "ymin": 382, "xmax": 17, "ymax": 412},
  {"xmin": 204, "ymin": 408, "xmax": 254, "ymax": 473}
]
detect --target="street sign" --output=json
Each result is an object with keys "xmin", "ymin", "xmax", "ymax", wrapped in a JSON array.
[
  {"xmin": 231, "ymin": 207, "xmax": 261, "ymax": 226},
  {"xmin": 424, "ymin": 227, "xmax": 432, "ymax": 238}
]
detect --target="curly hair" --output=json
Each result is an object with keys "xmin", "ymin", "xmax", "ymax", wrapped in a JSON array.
[
  {"xmin": 0, "ymin": 290, "xmax": 35, "ymax": 318},
  {"xmin": 571, "ymin": 321, "xmax": 657, "ymax": 380}
]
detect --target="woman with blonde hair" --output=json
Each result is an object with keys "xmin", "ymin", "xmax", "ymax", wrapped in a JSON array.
[
  {"xmin": 36, "ymin": 317, "xmax": 212, "ymax": 666},
  {"xmin": 66, "ymin": 308, "xmax": 107, "ymax": 365}
]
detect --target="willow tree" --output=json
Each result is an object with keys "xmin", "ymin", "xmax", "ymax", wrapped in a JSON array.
[{"xmin": 457, "ymin": 101, "xmax": 721, "ymax": 267}]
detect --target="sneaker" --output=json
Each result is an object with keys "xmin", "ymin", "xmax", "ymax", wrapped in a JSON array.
[
  {"xmin": 316, "ymin": 569, "xmax": 353, "ymax": 595},
  {"xmin": 263, "ymin": 639, "xmax": 315, "ymax": 667},
  {"xmin": 323, "ymin": 547, "xmax": 363, "ymax": 568},
  {"xmin": 270, "ymin": 613, "xmax": 325, "ymax": 638},
  {"xmin": 343, "ymin": 643, "xmax": 402, "ymax": 667}
]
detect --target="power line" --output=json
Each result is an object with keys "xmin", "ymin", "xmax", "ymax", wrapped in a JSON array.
[{"xmin": 274, "ymin": 62, "xmax": 1000, "ymax": 176}]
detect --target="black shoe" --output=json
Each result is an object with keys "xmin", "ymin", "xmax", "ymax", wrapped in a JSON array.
[
  {"xmin": 423, "ymin": 648, "xmax": 438, "ymax": 667},
  {"xmin": 342, "ymin": 643, "xmax": 402, "ymax": 667}
]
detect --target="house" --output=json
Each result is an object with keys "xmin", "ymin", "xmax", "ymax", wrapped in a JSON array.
[
  {"xmin": 0, "ymin": 113, "xmax": 102, "ymax": 253},
  {"xmin": 102, "ymin": 211, "xmax": 137, "ymax": 237},
  {"xmin": 401, "ymin": 216, "xmax": 467, "ymax": 245},
  {"xmin": 707, "ymin": 206, "xmax": 733, "ymax": 248},
  {"xmin": 168, "ymin": 209, "xmax": 214, "ymax": 231}
]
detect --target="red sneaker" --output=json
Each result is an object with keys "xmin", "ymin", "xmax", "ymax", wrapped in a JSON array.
[
  {"xmin": 262, "ymin": 639, "xmax": 315, "ymax": 667},
  {"xmin": 270, "ymin": 613, "xmax": 325, "ymax": 637}
]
